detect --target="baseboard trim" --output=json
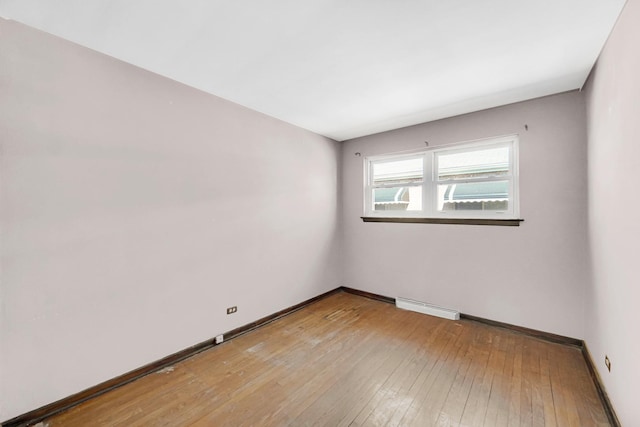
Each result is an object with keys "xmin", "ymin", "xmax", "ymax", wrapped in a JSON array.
[
  {"xmin": 339, "ymin": 287, "xmax": 585, "ymax": 348},
  {"xmin": 340, "ymin": 286, "xmax": 395, "ymax": 304},
  {"xmin": 3, "ymin": 286, "xmax": 619, "ymax": 427},
  {"xmin": 222, "ymin": 287, "xmax": 342, "ymax": 342},
  {"xmin": 2, "ymin": 339, "xmax": 216, "ymax": 427},
  {"xmin": 581, "ymin": 343, "xmax": 621, "ymax": 427},
  {"xmin": 461, "ymin": 313, "xmax": 620, "ymax": 425},
  {"xmin": 1, "ymin": 287, "xmax": 341, "ymax": 427},
  {"xmin": 342, "ymin": 289, "xmax": 621, "ymax": 426},
  {"xmin": 459, "ymin": 313, "xmax": 583, "ymax": 347}
]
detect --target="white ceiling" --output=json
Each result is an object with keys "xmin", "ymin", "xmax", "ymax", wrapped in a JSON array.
[{"xmin": 0, "ymin": 0, "xmax": 626, "ymax": 141}]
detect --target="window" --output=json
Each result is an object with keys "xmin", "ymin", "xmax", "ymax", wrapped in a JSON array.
[{"xmin": 364, "ymin": 135, "xmax": 519, "ymax": 220}]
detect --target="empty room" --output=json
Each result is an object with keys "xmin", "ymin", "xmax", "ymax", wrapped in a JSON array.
[{"xmin": 1, "ymin": 1, "xmax": 638, "ymax": 426}]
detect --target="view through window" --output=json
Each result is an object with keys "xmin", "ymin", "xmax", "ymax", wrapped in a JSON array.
[{"xmin": 365, "ymin": 135, "xmax": 519, "ymax": 219}]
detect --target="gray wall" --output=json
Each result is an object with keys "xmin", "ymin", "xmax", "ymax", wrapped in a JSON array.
[
  {"xmin": 342, "ymin": 92, "xmax": 589, "ymax": 339},
  {"xmin": 0, "ymin": 19, "xmax": 342, "ymax": 420},
  {"xmin": 585, "ymin": 0, "xmax": 640, "ymax": 425}
]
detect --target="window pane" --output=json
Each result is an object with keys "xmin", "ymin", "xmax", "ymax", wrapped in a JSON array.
[
  {"xmin": 372, "ymin": 157, "xmax": 423, "ymax": 185},
  {"xmin": 373, "ymin": 186, "xmax": 422, "ymax": 211},
  {"xmin": 437, "ymin": 181, "xmax": 509, "ymax": 212},
  {"xmin": 437, "ymin": 146, "xmax": 509, "ymax": 180}
]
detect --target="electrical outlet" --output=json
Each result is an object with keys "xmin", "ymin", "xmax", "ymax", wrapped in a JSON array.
[
  {"xmin": 215, "ymin": 334, "xmax": 224, "ymax": 344},
  {"xmin": 226, "ymin": 306, "xmax": 237, "ymax": 315},
  {"xmin": 605, "ymin": 355, "xmax": 611, "ymax": 372}
]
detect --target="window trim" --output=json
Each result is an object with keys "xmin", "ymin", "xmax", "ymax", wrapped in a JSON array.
[{"xmin": 364, "ymin": 135, "xmax": 520, "ymax": 220}]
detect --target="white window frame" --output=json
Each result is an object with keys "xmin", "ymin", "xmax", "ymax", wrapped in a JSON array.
[{"xmin": 364, "ymin": 135, "xmax": 520, "ymax": 220}]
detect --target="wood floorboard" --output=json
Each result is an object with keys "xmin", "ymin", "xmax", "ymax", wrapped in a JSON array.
[
  {"xmin": 345, "ymin": 316, "xmax": 431, "ymax": 426},
  {"xmin": 452, "ymin": 328, "xmax": 492, "ymax": 426},
  {"xmin": 539, "ymin": 347, "xmax": 559, "ymax": 427},
  {"xmin": 42, "ymin": 292, "xmax": 611, "ymax": 426},
  {"xmin": 477, "ymin": 331, "xmax": 507, "ymax": 426},
  {"xmin": 458, "ymin": 329, "xmax": 494, "ymax": 426}
]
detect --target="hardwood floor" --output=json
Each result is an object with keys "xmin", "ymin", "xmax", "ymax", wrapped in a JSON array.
[{"xmin": 42, "ymin": 292, "xmax": 610, "ymax": 426}]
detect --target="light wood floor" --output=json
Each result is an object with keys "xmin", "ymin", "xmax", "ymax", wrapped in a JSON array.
[{"xmin": 43, "ymin": 292, "xmax": 610, "ymax": 426}]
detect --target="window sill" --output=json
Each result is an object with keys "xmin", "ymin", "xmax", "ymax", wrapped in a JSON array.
[{"xmin": 361, "ymin": 217, "xmax": 524, "ymax": 226}]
